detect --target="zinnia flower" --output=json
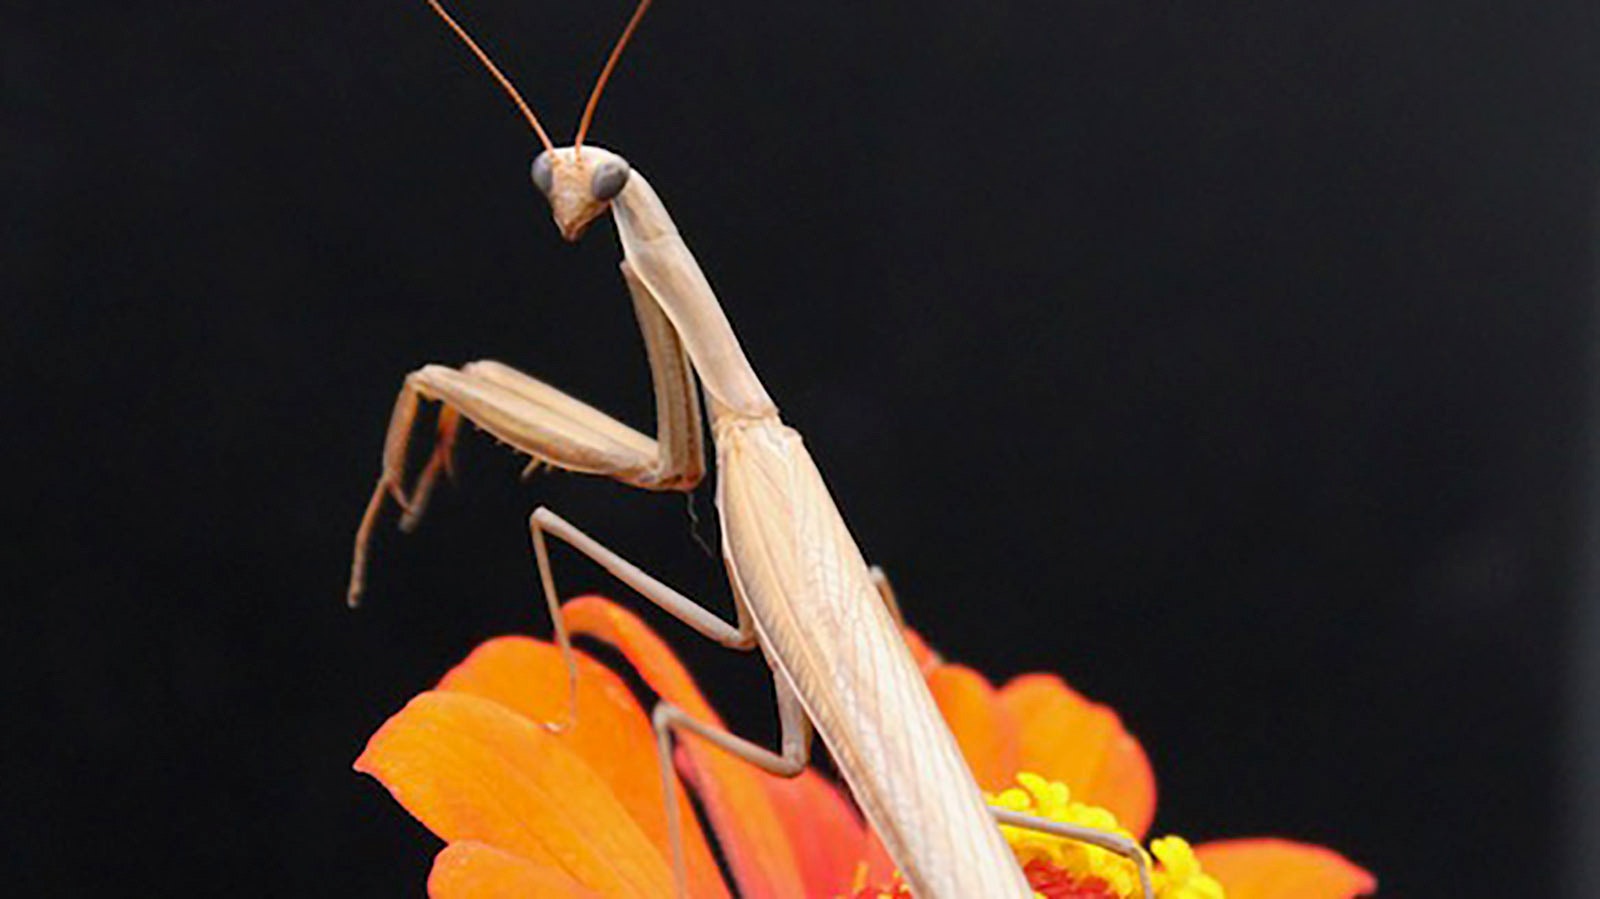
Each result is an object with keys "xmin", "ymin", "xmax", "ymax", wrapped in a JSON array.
[{"xmin": 356, "ymin": 595, "xmax": 1375, "ymax": 898}]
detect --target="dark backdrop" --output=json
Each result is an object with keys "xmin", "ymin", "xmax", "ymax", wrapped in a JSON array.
[{"xmin": 9, "ymin": 2, "xmax": 1598, "ymax": 895}]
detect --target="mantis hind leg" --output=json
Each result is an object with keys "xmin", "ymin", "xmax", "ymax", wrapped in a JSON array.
[
  {"xmin": 652, "ymin": 673, "xmax": 812, "ymax": 899},
  {"xmin": 989, "ymin": 807, "xmax": 1156, "ymax": 899},
  {"xmin": 866, "ymin": 567, "xmax": 1143, "ymax": 893},
  {"xmin": 868, "ymin": 565, "xmax": 906, "ymax": 629}
]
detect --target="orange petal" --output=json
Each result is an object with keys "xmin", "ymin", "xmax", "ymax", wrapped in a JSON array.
[
  {"xmin": 927, "ymin": 664, "xmax": 1018, "ymax": 791},
  {"xmin": 355, "ymin": 690, "xmax": 673, "ymax": 897},
  {"xmin": 1195, "ymin": 839, "xmax": 1376, "ymax": 899},
  {"xmin": 1000, "ymin": 673, "xmax": 1157, "ymax": 838},
  {"xmin": 428, "ymin": 841, "xmax": 602, "ymax": 898},
  {"xmin": 901, "ymin": 628, "xmax": 941, "ymax": 674},
  {"xmin": 565, "ymin": 596, "xmax": 808, "ymax": 899},
  {"xmin": 436, "ymin": 636, "xmax": 728, "ymax": 899}
]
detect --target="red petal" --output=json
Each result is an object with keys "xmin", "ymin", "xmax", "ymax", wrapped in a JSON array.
[
  {"xmin": 355, "ymin": 690, "xmax": 673, "ymax": 896},
  {"xmin": 436, "ymin": 636, "xmax": 728, "ymax": 898},
  {"xmin": 428, "ymin": 841, "xmax": 602, "ymax": 898},
  {"xmin": 857, "ymin": 830, "xmax": 899, "ymax": 892},
  {"xmin": 564, "ymin": 596, "xmax": 809, "ymax": 899},
  {"xmin": 1195, "ymin": 838, "xmax": 1376, "ymax": 899},
  {"xmin": 999, "ymin": 674, "xmax": 1157, "ymax": 838},
  {"xmin": 927, "ymin": 663, "xmax": 1019, "ymax": 791},
  {"xmin": 760, "ymin": 770, "xmax": 870, "ymax": 897}
]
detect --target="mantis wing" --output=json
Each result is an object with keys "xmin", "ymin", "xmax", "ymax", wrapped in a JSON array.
[{"xmin": 714, "ymin": 418, "xmax": 1030, "ymax": 897}]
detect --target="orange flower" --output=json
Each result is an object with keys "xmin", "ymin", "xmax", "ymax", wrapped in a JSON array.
[{"xmin": 356, "ymin": 596, "xmax": 1375, "ymax": 898}]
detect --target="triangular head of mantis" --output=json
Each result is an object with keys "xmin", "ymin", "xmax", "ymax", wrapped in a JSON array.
[{"xmin": 531, "ymin": 145, "xmax": 633, "ymax": 242}]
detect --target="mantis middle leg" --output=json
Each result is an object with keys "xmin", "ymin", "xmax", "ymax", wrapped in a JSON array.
[
  {"xmin": 526, "ymin": 505, "xmax": 814, "ymax": 898},
  {"xmin": 526, "ymin": 505, "xmax": 757, "ymax": 731},
  {"xmin": 531, "ymin": 509, "xmax": 1154, "ymax": 898}
]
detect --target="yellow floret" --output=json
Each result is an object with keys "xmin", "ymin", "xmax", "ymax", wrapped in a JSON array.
[{"xmin": 987, "ymin": 773, "xmax": 1226, "ymax": 899}]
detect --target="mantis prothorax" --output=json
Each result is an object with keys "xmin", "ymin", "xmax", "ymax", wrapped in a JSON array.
[{"xmin": 350, "ymin": 2, "xmax": 1153, "ymax": 896}]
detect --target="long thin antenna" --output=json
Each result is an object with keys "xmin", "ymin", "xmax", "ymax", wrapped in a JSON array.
[
  {"xmin": 423, "ymin": 0, "xmax": 555, "ymax": 153},
  {"xmin": 574, "ymin": 0, "xmax": 653, "ymax": 149}
]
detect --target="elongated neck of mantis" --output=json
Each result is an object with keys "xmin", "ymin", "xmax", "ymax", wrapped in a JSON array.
[{"xmin": 611, "ymin": 172, "xmax": 780, "ymax": 422}]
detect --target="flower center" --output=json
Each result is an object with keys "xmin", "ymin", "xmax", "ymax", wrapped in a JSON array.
[
  {"xmin": 839, "ymin": 859, "xmax": 1129, "ymax": 899},
  {"xmin": 991, "ymin": 773, "xmax": 1226, "ymax": 899},
  {"xmin": 836, "ymin": 773, "xmax": 1224, "ymax": 899}
]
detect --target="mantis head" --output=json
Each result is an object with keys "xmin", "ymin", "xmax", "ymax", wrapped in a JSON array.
[
  {"xmin": 531, "ymin": 146, "xmax": 632, "ymax": 242},
  {"xmin": 420, "ymin": 0, "xmax": 650, "ymax": 243}
]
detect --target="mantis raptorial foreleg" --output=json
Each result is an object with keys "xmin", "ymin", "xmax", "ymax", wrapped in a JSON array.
[
  {"xmin": 348, "ymin": 261, "xmax": 704, "ymax": 606},
  {"xmin": 359, "ymin": 3, "xmax": 1141, "ymax": 893}
]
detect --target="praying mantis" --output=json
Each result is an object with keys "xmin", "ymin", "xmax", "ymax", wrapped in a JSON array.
[{"xmin": 349, "ymin": 2, "xmax": 1154, "ymax": 896}]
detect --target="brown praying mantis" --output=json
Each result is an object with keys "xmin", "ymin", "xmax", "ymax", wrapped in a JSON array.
[{"xmin": 349, "ymin": 2, "xmax": 1154, "ymax": 896}]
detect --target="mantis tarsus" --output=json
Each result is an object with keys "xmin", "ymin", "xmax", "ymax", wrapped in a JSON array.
[{"xmin": 350, "ymin": 2, "xmax": 1153, "ymax": 896}]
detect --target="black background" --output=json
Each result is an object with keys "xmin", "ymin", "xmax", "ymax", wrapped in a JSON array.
[{"xmin": 9, "ymin": 2, "xmax": 1599, "ymax": 895}]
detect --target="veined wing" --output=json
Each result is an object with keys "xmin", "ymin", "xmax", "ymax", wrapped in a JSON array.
[{"xmin": 714, "ymin": 417, "xmax": 1029, "ymax": 897}]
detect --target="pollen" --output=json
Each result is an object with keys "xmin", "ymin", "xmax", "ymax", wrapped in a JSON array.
[
  {"xmin": 841, "ymin": 862, "xmax": 912, "ymax": 899},
  {"xmin": 989, "ymin": 773, "xmax": 1227, "ymax": 899},
  {"xmin": 842, "ymin": 885, "xmax": 914, "ymax": 899}
]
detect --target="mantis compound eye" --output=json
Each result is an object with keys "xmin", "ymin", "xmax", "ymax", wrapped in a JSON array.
[
  {"xmin": 591, "ymin": 158, "xmax": 631, "ymax": 201},
  {"xmin": 531, "ymin": 152, "xmax": 554, "ymax": 195}
]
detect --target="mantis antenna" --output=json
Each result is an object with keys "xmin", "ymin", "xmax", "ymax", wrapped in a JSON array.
[
  {"xmin": 574, "ymin": 0, "xmax": 654, "ymax": 148},
  {"xmin": 421, "ymin": 0, "xmax": 556, "ymax": 154},
  {"xmin": 360, "ymin": 3, "xmax": 1167, "ymax": 895}
]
